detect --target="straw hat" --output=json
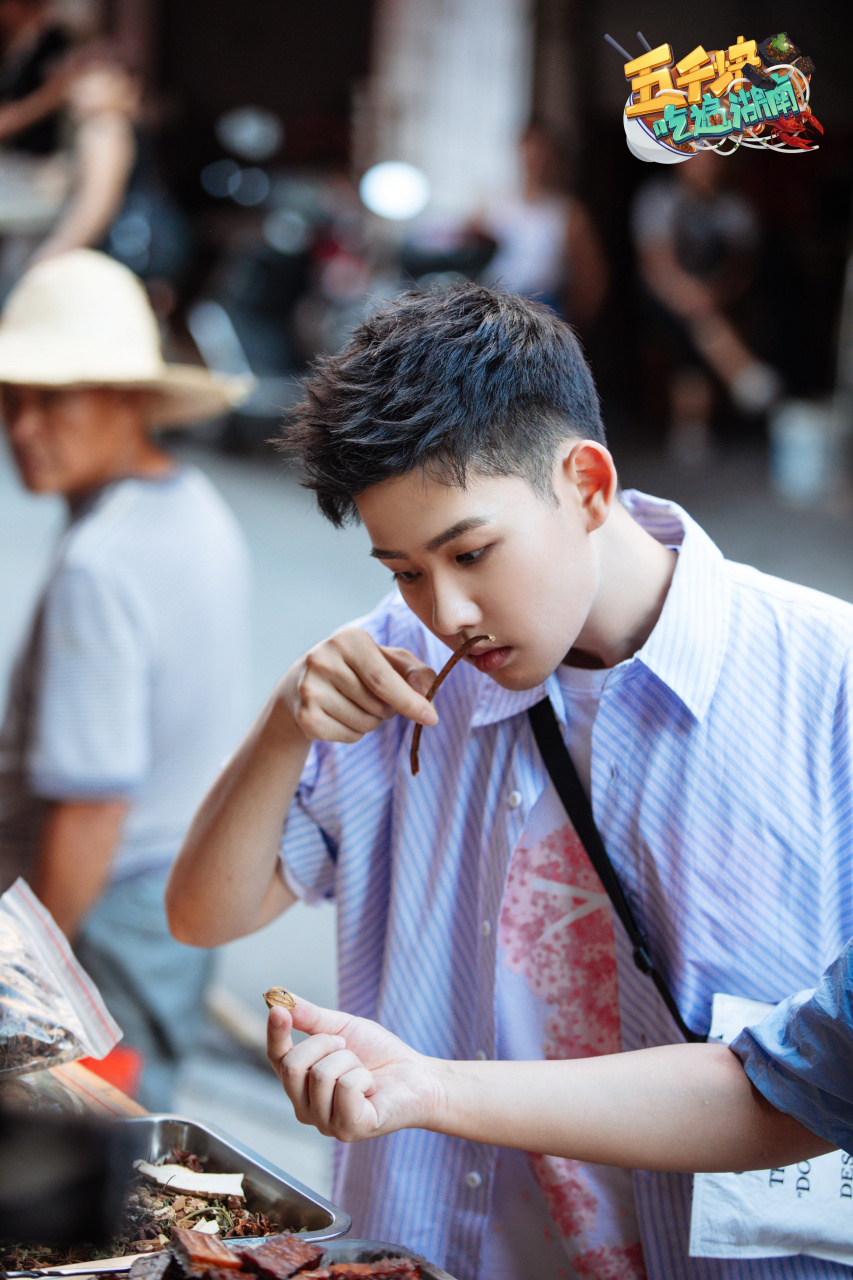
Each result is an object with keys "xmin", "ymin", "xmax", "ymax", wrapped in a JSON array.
[{"xmin": 0, "ymin": 249, "xmax": 252, "ymax": 427}]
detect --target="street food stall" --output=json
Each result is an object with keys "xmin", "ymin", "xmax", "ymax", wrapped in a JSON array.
[{"xmin": 0, "ymin": 882, "xmax": 457, "ymax": 1280}]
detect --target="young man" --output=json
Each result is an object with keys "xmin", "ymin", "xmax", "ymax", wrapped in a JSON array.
[
  {"xmin": 168, "ymin": 285, "xmax": 853, "ymax": 1280},
  {"xmin": 0, "ymin": 248, "xmax": 251, "ymax": 1108}
]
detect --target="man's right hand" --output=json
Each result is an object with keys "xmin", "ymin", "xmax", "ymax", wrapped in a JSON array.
[
  {"xmin": 280, "ymin": 627, "xmax": 438, "ymax": 745},
  {"xmin": 167, "ymin": 629, "xmax": 437, "ymax": 946}
]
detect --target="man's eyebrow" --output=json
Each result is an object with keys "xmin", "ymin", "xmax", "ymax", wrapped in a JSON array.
[{"xmin": 370, "ymin": 516, "xmax": 492, "ymax": 560}]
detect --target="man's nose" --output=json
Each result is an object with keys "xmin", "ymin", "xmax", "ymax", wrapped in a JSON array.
[{"xmin": 430, "ymin": 579, "xmax": 481, "ymax": 638}]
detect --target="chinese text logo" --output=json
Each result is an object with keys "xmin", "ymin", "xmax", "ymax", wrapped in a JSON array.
[{"xmin": 609, "ymin": 32, "xmax": 821, "ymax": 164}]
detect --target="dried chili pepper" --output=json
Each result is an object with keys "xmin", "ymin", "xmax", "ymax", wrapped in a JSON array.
[{"xmin": 409, "ymin": 634, "xmax": 495, "ymax": 776}]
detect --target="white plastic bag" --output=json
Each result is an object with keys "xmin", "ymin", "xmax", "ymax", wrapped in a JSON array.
[
  {"xmin": 690, "ymin": 993, "xmax": 853, "ymax": 1265},
  {"xmin": 0, "ymin": 877, "xmax": 121, "ymax": 1076}
]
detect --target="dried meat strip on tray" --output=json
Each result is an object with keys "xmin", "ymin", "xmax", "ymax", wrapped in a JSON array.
[
  {"xmin": 129, "ymin": 1253, "xmax": 177, "ymax": 1280},
  {"xmin": 238, "ymin": 1236, "xmax": 325, "ymax": 1277},
  {"xmin": 169, "ymin": 1227, "xmax": 245, "ymax": 1275}
]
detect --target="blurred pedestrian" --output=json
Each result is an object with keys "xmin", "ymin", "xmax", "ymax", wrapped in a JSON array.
[
  {"xmin": 0, "ymin": 0, "xmax": 69, "ymax": 155},
  {"xmin": 0, "ymin": 0, "xmax": 144, "ymax": 296},
  {"xmin": 631, "ymin": 148, "xmax": 782, "ymax": 461},
  {"xmin": 479, "ymin": 122, "xmax": 607, "ymax": 328},
  {"xmin": 0, "ymin": 249, "xmax": 252, "ymax": 1109}
]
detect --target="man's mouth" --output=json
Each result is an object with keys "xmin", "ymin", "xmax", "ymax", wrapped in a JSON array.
[{"xmin": 466, "ymin": 644, "xmax": 512, "ymax": 674}]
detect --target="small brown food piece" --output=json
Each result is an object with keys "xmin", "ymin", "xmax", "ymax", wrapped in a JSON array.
[
  {"xmin": 410, "ymin": 634, "xmax": 495, "ymax": 776},
  {"xmin": 263, "ymin": 987, "xmax": 295, "ymax": 1012},
  {"xmin": 240, "ymin": 1234, "xmax": 325, "ymax": 1276},
  {"xmin": 130, "ymin": 1250, "xmax": 177, "ymax": 1280},
  {"xmin": 169, "ymin": 1225, "xmax": 244, "ymax": 1274}
]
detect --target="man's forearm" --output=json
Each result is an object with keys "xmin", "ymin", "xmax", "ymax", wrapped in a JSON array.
[
  {"xmin": 166, "ymin": 689, "xmax": 308, "ymax": 947},
  {"xmin": 34, "ymin": 799, "xmax": 128, "ymax": 938},
  {"xmin": 430, "ymin": 1043, "xmax": 834, "ymax": 1171}
]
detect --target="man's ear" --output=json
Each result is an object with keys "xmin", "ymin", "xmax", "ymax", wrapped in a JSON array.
[{"xmin": 560, "ymin": 440, "xmax": 617, "ymax": 532}]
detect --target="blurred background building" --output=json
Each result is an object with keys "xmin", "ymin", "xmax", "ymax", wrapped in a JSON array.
[{"xmin": 1, "ymin": 0, "xmax": 852, "ymax": 1197}]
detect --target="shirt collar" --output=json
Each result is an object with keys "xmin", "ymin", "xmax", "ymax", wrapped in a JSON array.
[
  {"xmin": 470, "ymin": 489, "xmax": 730, "ymax": 729},
  {"xmin": 626, "ymin": 489, "xmax": 730, "ymax": 722}
]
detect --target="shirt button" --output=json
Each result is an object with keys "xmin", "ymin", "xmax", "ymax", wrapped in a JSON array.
[
  {"xmin": 507, "ymin": 790, "xmax": 522, "ymax": 809},
  {"xmin": 610, "ymin": 762, "xmax": 618, "ymax": 780},
  {"xmin": 481, "ymin": 919, "xmax": 492, "ymax": 937},
  {"xmin": 474, "ymin": 1049, "xmax": 488, "ymax": 1061},
  {"xmin": 465, "ymin": 1171, "xmax": 483, "ymax": 1189}
]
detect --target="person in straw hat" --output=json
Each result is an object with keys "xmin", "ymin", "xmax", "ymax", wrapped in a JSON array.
[{"xmin": 0, "ymin": 248, "xmax": 252, "ymax": 1107}]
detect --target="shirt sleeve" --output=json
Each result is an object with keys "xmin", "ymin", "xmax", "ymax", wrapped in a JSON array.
[
  {"xmin": 279, "ymin": 590, "xmax": 418, "ymax": 906},
  {"xmin": 730, "ymin": 940, "xmax": 853, "ymax": 1154},
  {"xmin": 27, "ymin": 563, "xmax": 151, "ymax": 800},
  {"xmin": 279, "ymin": 741, "xmax": 339, "ymax": 904}
]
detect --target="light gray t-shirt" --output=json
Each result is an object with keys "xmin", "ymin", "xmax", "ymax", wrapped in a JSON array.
[{"xmin": 0, "ymin": 465, "xmax": 251, "ymax": 886}]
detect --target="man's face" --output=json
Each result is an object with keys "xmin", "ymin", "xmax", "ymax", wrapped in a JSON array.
[
  {"xmin": 1, "ymin": 386, "xmax": 140, "ymax": 498},
  {"xmin": 356, "ymin": 444, "xmax": 614, "ymax": 691}
]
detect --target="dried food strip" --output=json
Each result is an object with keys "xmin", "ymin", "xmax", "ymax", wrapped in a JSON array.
[
  {"xmin": 130, "ymin": 1253, "xmax": 179, "ymax": 1280},
  {"xmin": 169, "ymin": 1227, "xmax": 245, "ymax": 1275},
  {"xmin": 238, "ymin": 1236, "xmax": 325, "ymax": 1277},
  {"xmin": 410, "ymin": 635, "xmax": 494, "ymax": 776}
]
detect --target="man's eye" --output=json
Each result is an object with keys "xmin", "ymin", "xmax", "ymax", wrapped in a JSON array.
[
  {"xmin": 392, "ymin": 570, "xmax": 420, "ymax": 584},
  {"xmin": 456, "ymin": 546, "xmax": 489, "ymax": 566}
]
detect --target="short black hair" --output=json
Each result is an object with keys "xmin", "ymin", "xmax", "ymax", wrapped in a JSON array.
[{"xmin": 282, "ymin": 282, "xmax": 606, "ymax": 527}]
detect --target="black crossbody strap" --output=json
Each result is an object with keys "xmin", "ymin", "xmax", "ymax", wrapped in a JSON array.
[{"xmin": 528, "ymin": 697, "xmax": 705, "ymax": 1044}]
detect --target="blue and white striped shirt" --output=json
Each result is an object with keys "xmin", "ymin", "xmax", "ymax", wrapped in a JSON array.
[{"xmin": 281, "ymin": 490, "xmax": 853, "ymax": 1280}]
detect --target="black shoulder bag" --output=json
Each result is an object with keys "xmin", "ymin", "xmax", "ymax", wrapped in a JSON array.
[{"xmin": 528, "ymin": 697, "xmax": 705, "ymax": 1044}]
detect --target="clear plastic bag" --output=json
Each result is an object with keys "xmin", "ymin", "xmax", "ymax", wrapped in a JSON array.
[{"xmin": 0, "ymin": 877, "xmax": 121, "ymax": 1077}]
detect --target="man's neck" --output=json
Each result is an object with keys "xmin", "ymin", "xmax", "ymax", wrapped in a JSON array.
[
  {"xmin": 567, "ymin": 500, "xmax": 677, "ymax": 669},
  {"xmin": 65, "ymin": 440, "xmax": 174, "ymax": 509}
]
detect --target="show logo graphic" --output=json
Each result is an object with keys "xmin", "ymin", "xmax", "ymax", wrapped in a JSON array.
[{"xmin": 605, "ymin": 31, "xmax": 822, "ymax": 163}]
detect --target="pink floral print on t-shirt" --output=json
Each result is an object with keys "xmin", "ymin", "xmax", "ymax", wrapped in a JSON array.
[{"xmin": 498, "ymin": 820, "xmax": 647, "ymax": 1280}]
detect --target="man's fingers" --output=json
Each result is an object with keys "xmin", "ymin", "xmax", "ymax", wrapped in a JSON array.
[
  {"xmin": 381, "ymin": 647, "xmax": 438, "ymax": 702},
  {"xmin": 266, "ymin": 1006, "xmax": 294, "ymax": 1071},
  {"xmin": 289, "ymin": 995, "xmax": 352, "ymax": 1039},
  {"xmin": 280, "ymin": 1032, "xmax": 347, "ymax": 1120},
  {"xmin": 367, "ymin": 646, "xmax": 436, "ymax": 724},
  {"xmin": 307, "ymin": 1049, "xmax": 368, "ymax": 1127},
  {"xmin": 295, "ymin": 704, "xmax": 370, "ymax": 745},
  {"xmin": 294, "ymin": 631, "xmax": 436, "ymax": 737},
  {"xmin": 310, "ymin": 687, "xmax": 386, "ymax": 736},
  {"xmin": 333, "ymin": 1067, "xmax": 377, "ymax": 1138}
]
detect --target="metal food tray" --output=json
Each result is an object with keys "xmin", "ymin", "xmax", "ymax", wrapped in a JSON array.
[
  {"xmin": 318, "ymin": 1240, "xmax": 457, "ymax": 1279},
  {"xmin": 122, "ymin": 1114, "xmax": 351, "ymax": 1246},
  {"xmin": 3, "ymin": 1118, "xmax": 463, "ymax": 1279}
]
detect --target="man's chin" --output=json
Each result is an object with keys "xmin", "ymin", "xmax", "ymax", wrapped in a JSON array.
[
  {"xmin": 12, "ymin": 460, "xmax": 55, "ymax": 493},
  {"xmin": 487, "ymin": 662, "xmax": 552, "ymax": 692}
]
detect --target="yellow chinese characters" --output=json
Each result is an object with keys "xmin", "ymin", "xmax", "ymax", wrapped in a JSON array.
[{"xmin": 625, "ymin": 37, "xmax": 762, "ymax": 116}]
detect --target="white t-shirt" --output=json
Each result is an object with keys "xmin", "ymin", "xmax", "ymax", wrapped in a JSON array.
[
  {"xmin": 482, "ymin": 196, "xmax": 570, "ymax": 298},
  {"xmin": 482, "ymin": 664, "xmax": 646, "ymax": 1279},
  {"xmin": 0, "ymin": 465, "xmax": 251, "ymax": 885}
]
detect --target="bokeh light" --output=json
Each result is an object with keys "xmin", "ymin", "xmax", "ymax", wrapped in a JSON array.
[
  {"xmin": 215, "ymin": 106, "xmax": 284, "ymax": 162},
  {"xmin": 359, "ymin": 162, "xmax": 430, "ymax": 220}
]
